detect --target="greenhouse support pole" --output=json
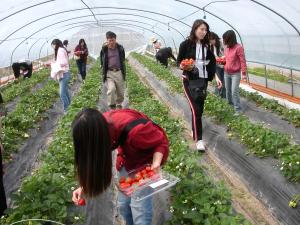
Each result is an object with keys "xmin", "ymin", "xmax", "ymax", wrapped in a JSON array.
[
  {"xmin": 172, "ymin": 38, "xmax": 178, "ymax": 55},
  {"xmin": 264, "ymin": 64, "xmax": 267, "ymax": 88},
  {"xmin": 290, "ymin": 69, "xmax": 294, "ymax": 97}
]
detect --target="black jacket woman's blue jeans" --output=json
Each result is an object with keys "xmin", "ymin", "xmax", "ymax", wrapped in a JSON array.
[{"xmin": 76, "ymin": 59, "xmax": 86, "ymax": 80}]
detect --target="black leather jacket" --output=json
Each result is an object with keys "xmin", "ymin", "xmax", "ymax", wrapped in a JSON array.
[
  {"xmin": 177, "ymin": 39, "xmax": 216, "ymax": 81},
  {"xmin": 100, "ymin": 43, "xmax": 126, "ymax": 82}
]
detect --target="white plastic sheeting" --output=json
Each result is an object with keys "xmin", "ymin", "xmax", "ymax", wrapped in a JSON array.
[{"xmin": 0, "ymin": 0, "xmax": 299, "ymax": 70}]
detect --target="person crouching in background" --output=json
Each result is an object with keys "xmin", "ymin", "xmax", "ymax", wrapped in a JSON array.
[{"xmin": 155, "ymin": 47, "xmax": 176, "ymax": 68}]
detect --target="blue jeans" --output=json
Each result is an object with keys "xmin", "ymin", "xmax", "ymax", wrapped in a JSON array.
[
  {"xmin": 59, "ymin": 72, "xmax": 71, "ymax": 111},
  {"xmin": 118, "ymin": 167, "xmax": 153, "ymax": 225},
  {"xmin": 224, "ymin": 72, "xmax": 241, "ymax": 111},
  {"xmin": 214, "ymin": 66, "xmax": 226, "ymax": 98},
  {"xmin": 76, "ymin": 59, "xmax": 86, "ymax": 80}
]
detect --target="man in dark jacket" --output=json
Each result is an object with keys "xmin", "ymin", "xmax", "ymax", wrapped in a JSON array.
[
  {"xmin": 100, "ymin": 31, "xmax": 126, "ymax": 110},
  {"xmin": 155, "ymin": 47, "xmax": 176, "ymax": 67}
]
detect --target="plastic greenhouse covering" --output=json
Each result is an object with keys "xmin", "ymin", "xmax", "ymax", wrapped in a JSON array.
[
  {"xmin": 0, "ymin": 0, "xmax": 300, "ymax": 71},
  {"xmin": 1, "ymin": 2, "xmax": 300, "ymax": 225}
]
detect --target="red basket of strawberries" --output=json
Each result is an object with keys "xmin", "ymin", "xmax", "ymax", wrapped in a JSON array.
[
  {"xmin": 216, "ymin": 56, "xmax": 226, "ymax": 65},
  {"xmin": 180, "ymin": 58, "xmax": 195, "ymax": 71}
]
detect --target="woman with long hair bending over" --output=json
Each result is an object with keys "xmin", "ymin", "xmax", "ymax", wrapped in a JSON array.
[{"xmin": 71, "ymin": 108, "xmax": 169, "ymax": 225}]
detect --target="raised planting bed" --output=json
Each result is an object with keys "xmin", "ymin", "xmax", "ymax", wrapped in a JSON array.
[
  {"xmin": 1, "ymin": 62, "xmax": 80, "ymax": 162},
  {"xmin": 126, "ymin": 62, "xmax": 251, "ymax": 225},
  {"xmin": 1, "ymin": 60, "xmax": 101, "ymax": 224},
  {"xmin": 129, "ymin": 53, "xmax": 300, "ymax": 225}
]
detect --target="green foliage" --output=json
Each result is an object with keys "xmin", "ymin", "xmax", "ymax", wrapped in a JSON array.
[
  {"xmin": 126, "ymin": 63, "xmax": 251, "ymax": 225},
  {"xmin": 2, "ymin": 60, "xmax": 101, "ymax": 224},
  {"xmin": 239, "ymin": 89, "xmax": 300, "ymax": 127},
  {"xmin": 1, "ymin": 62, "xmax": 79, "ymax": 162},
  {"xmin": 132, "ymin": 52, "xmax": 183, "ymax": 94},
  {"xmin": 247, "ymin": 67, "xmax": 292, "ymax": 83},
  {"xmin": 2, "ymin": 68, "xmax": 49, "ymax": 103},
  {"xmin": 131, "ymin": 53, "xmax": 300, "ymax": 182}
]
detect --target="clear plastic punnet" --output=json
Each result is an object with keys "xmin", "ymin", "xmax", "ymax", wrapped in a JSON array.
[{"xmin": 118, "ymin": 164, "xmax": 180, "ymax": 202}]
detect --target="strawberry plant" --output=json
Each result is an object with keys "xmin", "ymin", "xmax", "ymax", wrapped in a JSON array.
[
  {"xmin": 239, "ymin": 88, "xmax": 300, "ymax": 127},
  {"xmin": 2, "ymin": 60, "xmax": 101, "ymax": 224},
  {"xmin": 132, "ymin": 52, "xmax": 183, "ymax": 94},
  {"xmin": 131, "ymin": 53, "xmax": 300, "ymax": 182},
  {"xmin": 2, "ymin": 68, "xmax": 50, "ymax": 103},
  {"xmin": 2, "ymin": 79, "xmax": 59, "ymax": 161},
  {"xmin": 138, "ymin": 53, "xmax": 300, "ymax": 128},
  {"xmin": 126, "ymin": 62, "xmax": 251, "ymax": 224},
  {"xmin": 1, "ymin": 61, "xmax": 79, "ymax": 162}
]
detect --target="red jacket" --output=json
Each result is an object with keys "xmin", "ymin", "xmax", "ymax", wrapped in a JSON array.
[
  {"xmin": 74, "ymin": 45, "xmax": 88, "ymax": 63},
  {"xmin": 103, "ymin": 109, "xmax": 169, "ymax": 172},
  {"xmin": 224, "ymin": 43, "xmax": 247, "ymax": 75}
]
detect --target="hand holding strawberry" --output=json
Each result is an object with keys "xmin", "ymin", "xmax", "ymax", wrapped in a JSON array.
[
  {"xmin": 72, "ymin": 187, "xmax": 84, "ymax": 206},
  {"xmin": 78, "ymin": 198, "xmax": 86, "ymax": 206}
]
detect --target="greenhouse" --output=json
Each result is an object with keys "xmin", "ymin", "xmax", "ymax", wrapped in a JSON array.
[{"xmin": 0, "ymin": 0, "xmax": 299, "ymax": 224}]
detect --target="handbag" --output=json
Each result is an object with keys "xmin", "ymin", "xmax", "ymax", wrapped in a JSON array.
[
  {"xmin": 50, "ymin": 61, "xmax": 64, "ymax": 81},
  {"xmin": 74, "ymin": 54, "xmax": 80, "ymax": 60},
  {"xmin": 187, "ymin": 44, "xmax": 208, "ymax": 102},
  {"xmin": 188, "ymin": 78, "xmax": 207, "ymax": 102}
]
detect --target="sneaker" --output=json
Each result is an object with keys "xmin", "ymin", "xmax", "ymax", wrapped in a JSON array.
[{"xmin": 196, "ymin": 140, "xmax": 206, "ymax": 152}]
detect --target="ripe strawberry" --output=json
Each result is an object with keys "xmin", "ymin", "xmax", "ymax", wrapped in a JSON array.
[
  {"xmin": 119, "ymin": 176, "xmax": 126, "ymax": 184},
  {"xmin": 135, "ymin": 174, "xmax": 142, "ymax": 181},
  {"xmin": 78, "ymin": 198, "xmax": 86, "ymax": 206},
  {"xmin": 126, "ymin": 177, "xmax": 133, "ymax": 185},
  {"xmin": 120, "ymin": 182, "xmax": 130, "ymax": 189},
  {"xmin": 147, "ymin": 171, "xmax": 155, "ymax": 177}
]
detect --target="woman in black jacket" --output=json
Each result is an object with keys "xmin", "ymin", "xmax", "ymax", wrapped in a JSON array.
[{"xmin": 177, "ymin": 19, "xmax": 222, "ymax": 151}]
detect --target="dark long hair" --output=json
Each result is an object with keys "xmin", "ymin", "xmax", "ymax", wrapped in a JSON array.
[
  {"xmin": 72, "ymin": 108, "xmax": 112, "ymax": 197},
  {"xmin": 188, "ymin": 19, "xmax": 210, "ymax": 46},
  {"xmin": 51, "ymin": 39, "xmax": 64, "ymax": 60},
  {"xmin": 209, "ymin": 32, "xmax": 221, "ymax": 56},
  {"xmin": 223, "ymin": 30, "xmax": 237, "ymax": 48},
  {"xmin": 78, "ymin": 39, "xmax": 87, "ymax": 49}
]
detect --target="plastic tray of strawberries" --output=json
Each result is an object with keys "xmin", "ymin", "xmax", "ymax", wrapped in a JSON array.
[
  {"xmin": 216, "ymin": 57, "xmax": 226, "ymax": 65},
  {"xmin": 180, "ymin": 58, "xmax": 195, "ymax": 70},
  {"xmin": 118, "ymin": 164, "xmax": 180, "ymax": 201}
]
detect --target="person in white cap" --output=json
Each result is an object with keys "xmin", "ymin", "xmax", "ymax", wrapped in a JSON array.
[{"xmin": 151, "ymin": 38, "xmax": 161, "ymax": 54}]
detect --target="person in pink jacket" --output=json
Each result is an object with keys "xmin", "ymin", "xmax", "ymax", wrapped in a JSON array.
[
  {"xmin": 51, "ymin": 39, "xmax": 71, "ymax": 112},
  {"xmin": 222, "ymin": 30, "xmax": 247, "ymax": 114}
]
